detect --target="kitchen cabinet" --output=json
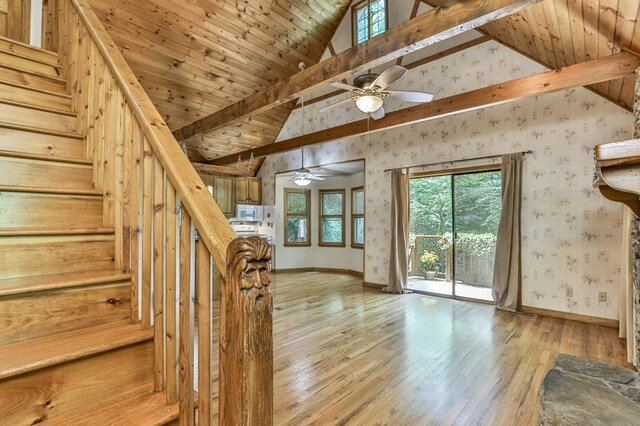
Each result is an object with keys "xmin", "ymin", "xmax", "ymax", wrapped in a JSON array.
[
  {"xmin": 235, "ymin": 177, "xmax": 262, "ymax": 205},
  {"xmin": 214, "ymin": 176, "xmax": 235, "ymax": 217},
  {"xmin": 198, "ymin": 174, "xmax": 235, "ymax": 217}
]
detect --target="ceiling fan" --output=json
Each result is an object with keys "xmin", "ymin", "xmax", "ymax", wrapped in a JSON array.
[
  {"xmin": 290, "ymin": 149, "xmax": 331, "ymax": 187},
  {"xmin": 318, "ymin": 65, "xmax": 434, "ymax": 120}
]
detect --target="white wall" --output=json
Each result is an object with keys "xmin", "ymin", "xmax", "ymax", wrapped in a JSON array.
[
  {"xmin": 274, "ymin": 172, "xmax": 364, "ymax": 273},
  {"xmin": 258, "ymin": 0, "xmax": 633, "ymax": 320}
]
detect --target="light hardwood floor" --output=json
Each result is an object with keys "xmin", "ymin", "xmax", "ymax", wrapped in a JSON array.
[{"xmin": 207, "ymin": 271, "xmax": 631, "ymax": 425}]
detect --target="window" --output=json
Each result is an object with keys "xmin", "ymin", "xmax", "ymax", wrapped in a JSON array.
[
  {"xmin": 284, "ymin": 188, "xmax": 311, "ymax": 246},
  {"xmin": 319, "ymin": 189, "xmax": 345, "ymax": 247},
  {"xmin": 351, "ymin": 187, "xmax": 365, "ymax": 248},
  {"xmin": 352, "ymin": 0, "xmax": 387, "ymax": 45}
]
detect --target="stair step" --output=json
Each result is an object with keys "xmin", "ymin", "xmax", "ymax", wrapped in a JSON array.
[
  {"xmin": 0, "ymin": 80, "xmax": 72, "ymax": 111},
  {"xmin": 0, "ymin": 121, "xmax": 83, "ymax": 140},
  {"xmin": 0, "ymin": 64, "xmax": 67, "ymax": 93},
  {"xmin": 0, "ymin": 156, "xmax": 94, "ymax": 192},
  {"xmin": 0, "ymin": 268, "xmax": 130, "ymax": 297},
  {"xmin": 0, "ymin": 226, "xmax": 114, "ymax": 236},
  {"xmin": 0, "ymin": 36, "xmax": 60, "ymax": 66},
  {"xmin": 0, "ymin": 49, "xmax": 62, "ymax": 79},
  {"xmin": 0, "ymin": 149, "xmax": 92, "ymax": 165},
  {"xmin": 0, "ymin": 185, "xmax": 102, "ymax": 196},
  {"xmin": 41, "ymin": 387, "xmax": 179, "ymax": 426},
  {"xmin": 0, "ymin": 280, "xmax": 131, "ymax": 345},
  {"xmin": 0, "ymin": 328, "xmax": 154, "ymax": 424},
  {"xmin": 0, "ymin": 124, "xmax": 85, "ymax": 160},
  {"xmin": 0, "ymin": 234, "xmax": 116, "ymax": 280},
  {"xmin": 0, "ymin": 321, "xmax": 152, "ymax": 380},
  {"xmin": 0, "ymin": 100, "xmax": 77, "ymax": 133}
]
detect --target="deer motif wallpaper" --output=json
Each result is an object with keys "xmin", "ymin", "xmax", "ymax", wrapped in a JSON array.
[{"xmin": 258, "ymin": 40, "xmax": 632, "ymax": 320}]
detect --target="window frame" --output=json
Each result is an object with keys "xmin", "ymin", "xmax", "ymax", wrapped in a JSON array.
[
  {"xmin": 351, "ymin": 0, "xmax": 389, "ymax": 46},
  {"xmin": 284, "ymin": 188, "xmax": 311, "ymax": 247},
  {"xmin": 318, "ymin": 189, "xmax": 346, "ymax": 247},
  {"xmin": 351, "ymin": 186, "xmax": 365, "ymax": 249}
]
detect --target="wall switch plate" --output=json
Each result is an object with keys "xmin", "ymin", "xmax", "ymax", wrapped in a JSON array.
[
  {"xmin": 566, "ymin": 287, "xmax": 573, "ymax": 298},
  {"xmin": 598, "ymin": 292, "xmax": 607, "ymax": 303},
  {"xmin": 373, "ymin": 266, "xmax": 378, "ymax": 274}
]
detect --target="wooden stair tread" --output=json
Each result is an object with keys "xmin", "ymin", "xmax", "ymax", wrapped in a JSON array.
[
  {"xmin": 0, "ymin": 78, "xmax": 71, "ymax": 98},
  {"xmin": 0, "ymin": 122, "xmax": 83, "ymax": 139},
  {"xmin": 0, "ymin": 97, "xmax": 75, "ymax": 116},
  {"xmin": 0, "ymin": 149, "xmax": 91, "ymax": 165},
  {"xmin": 0, "ymin": 321, "xmax": 152, "ymax": 380},
  {"xmin": 0, "ymin": 36, "xmax": 60, "ymax": 66},
  {"xmin": 0, "ymin": 185, "xmax": 101, "ymax": 196},
  {"xmin": 0, "ymin": 226, "xmax": 114, "ymax": 237},
  {"xmin": 41, "ymin": 387, "xmax": 179, "ymax": 426}
]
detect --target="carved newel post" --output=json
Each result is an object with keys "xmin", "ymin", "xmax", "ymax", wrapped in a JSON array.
[{"xmin": 220, "ymin": 236, "xmax": 273, "ymax": 425}]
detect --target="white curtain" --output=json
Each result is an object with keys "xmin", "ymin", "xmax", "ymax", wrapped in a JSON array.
[
  {"xmin": 621, "ymin": 207, "xmax": 638, "ymax": 366},
  {"xmin": 385, "ymin": 169, "xmax": 410, "ymax": 294},
  {"xmin": 492, "ymin": 153, "xmax": 523, "ymax": 311}
]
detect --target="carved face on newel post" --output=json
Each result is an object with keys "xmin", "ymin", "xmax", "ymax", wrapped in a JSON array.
[{"xmin": 227, "ymin": 236, "xmax": 273, "ymax": 311}]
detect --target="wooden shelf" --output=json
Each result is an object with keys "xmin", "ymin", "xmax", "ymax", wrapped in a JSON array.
[{"xmin": 595, "ymin": 138, "xmax": 640, "ymax": 216}]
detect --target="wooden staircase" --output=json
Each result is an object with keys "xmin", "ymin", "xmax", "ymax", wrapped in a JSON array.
[{"xmin": 0, "ymin": 37, "xmax": 178, "ymax": 425}]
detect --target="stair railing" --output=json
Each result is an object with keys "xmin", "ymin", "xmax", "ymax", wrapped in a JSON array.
[{"xmin": 56, "ymin": 0, "xmax": 273, "ymax": 424}]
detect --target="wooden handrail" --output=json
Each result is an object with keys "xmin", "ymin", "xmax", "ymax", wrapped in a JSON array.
[{"xmin": 67, "ymin": 0, "xmax": 236, "ymax": 276}]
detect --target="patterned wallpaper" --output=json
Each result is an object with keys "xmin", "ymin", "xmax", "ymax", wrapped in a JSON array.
[{"xmin": 258, "ymin": 40, "xmax": 632, "ymax": 320}]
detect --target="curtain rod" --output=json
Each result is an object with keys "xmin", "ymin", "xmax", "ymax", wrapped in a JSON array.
[{"xmin": 383, "ymin": 150, "xmax": 533, "ymax": 173}]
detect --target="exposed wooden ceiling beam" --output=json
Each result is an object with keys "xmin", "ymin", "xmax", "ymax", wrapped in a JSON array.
[
  {"xmin": 172, "ymin": 0, "xmax": 540, "ymax": 142},
  {"xmin": 209, "ymin": 52, "xmax": 640, "ymax": 166},
  {"xmin": 191, "ymin": 163, "xmax": 255, "ymax": 177},
  {"xmin": 294, "ymin": 35, "xmax": 492, "ymax": 110}
]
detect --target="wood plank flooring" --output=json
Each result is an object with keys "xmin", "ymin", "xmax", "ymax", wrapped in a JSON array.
[{"xmin": 203, "ymin": 271, "xmax": 631, "ymax": 425}]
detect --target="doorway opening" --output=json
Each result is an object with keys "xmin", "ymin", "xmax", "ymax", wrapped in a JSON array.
[{"xmin": 407, "ymin": 169, "xmax": 502, "ymax": 302}]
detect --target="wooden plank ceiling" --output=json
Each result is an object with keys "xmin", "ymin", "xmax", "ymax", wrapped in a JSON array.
[
  {"xmin": 428, "ymin": 0, "xmax": 640, "ymax": 111},
  {"xmin": 88, "ymin": 0, "xmax": 351, "ymax": 167}
]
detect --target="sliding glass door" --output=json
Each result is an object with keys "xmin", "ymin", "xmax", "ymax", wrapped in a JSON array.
[{"xmin": 408, "ymin": 170, "xmax": 502, "ymax": 302}]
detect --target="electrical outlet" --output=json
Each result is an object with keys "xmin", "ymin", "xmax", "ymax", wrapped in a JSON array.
[
  {"xmin": 566, "ymin": 287, "xmax": 573, "ymax": 298},
  {"xmin": 598, "ymin": 292, "xmax": 607, "ymax": 303}
]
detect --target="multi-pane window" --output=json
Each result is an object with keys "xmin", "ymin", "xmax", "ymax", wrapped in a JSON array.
[
  {"xmin": 319, "ymin": 190, "xmax": 345, "ymax": 247},
  {"xmin": 351, "ymin": 187, "xmax": 364, "ymax": 248},
  {"xmin": 352, "ymin": 0, "xmax": 387, "ymax": 45},
  {"xmin": 284, "ymin": 188, "xmax": 311, "ymax": 246}
]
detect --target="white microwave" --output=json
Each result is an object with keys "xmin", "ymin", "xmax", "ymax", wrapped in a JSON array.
[{"xmin": 236, "ymin": 204, "xmax": 263, "ymax": 222}]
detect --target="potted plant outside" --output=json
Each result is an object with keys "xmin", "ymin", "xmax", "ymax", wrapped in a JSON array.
[{"xmin": 420, "ymin": 250, "xmax": 441, "ymax": 280}]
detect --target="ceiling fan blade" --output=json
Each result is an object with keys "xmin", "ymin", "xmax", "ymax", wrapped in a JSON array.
[
  {"xmin": 371, "ymin": 65, "xmax": 407, "ymax": 90},
  {"xmin": 318, "ymin": 96, "xmax": 357, "ymax": 113},
  {"xmin": 308, "ymin": 175, "xmax": 326, "ymax": 181},
  {"xmin": 370, "ymin": 106, "xmax": 385, "ymax": 120},
  {"xmin": 385, "ymin": 90, "xmax": 434, "ymax": 103},
  {"xmin": 331, "ymin": 82, "xmax": 364, "ymax": 94}
]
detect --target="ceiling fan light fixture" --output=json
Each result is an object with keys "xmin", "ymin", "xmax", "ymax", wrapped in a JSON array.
[
  {"xmin": 293, "ymin": 176, "xmax": 312, "ymax": 187},
  {"xmin": 355, "ymin": 95, "xmax": 384, "ymax": 114}
]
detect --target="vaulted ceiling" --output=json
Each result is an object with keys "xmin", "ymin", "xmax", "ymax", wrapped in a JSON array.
[
  {"xmin": 92, "ymin": 0, "xmax": 640, "ymax": 170},
  {"xmin": 88, "ymin": 0, "xmax": 351, "ymax": 164}
]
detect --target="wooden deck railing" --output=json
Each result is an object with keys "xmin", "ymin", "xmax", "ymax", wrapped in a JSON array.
[
  {"xmin": 409, "ymin": 235, "xmax": 494, "ymax": 288},
  {"xmin": 56, "ymin": 0, "xmax": 273, "ymax": 424}
]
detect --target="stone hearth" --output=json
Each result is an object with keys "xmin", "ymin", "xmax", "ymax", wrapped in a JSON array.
[{"xmin": 541, "ymin": 354, "xmax": 640, "ymax": 425}]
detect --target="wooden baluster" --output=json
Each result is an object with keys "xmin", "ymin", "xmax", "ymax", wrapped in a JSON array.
[
  {"xmin": 220, "ymin": 237, "xmax": 273, "ymax": 425},
  {"xmin": 41, "ymin": 0, "xmax": 59, "ymax": 51},
  {"xmin": 129, "ymin": 122, "xmax": 143, "ymax": 322},
  {"xmin": 179, "ymin": 207, "xmax": 195, "ymax": 425},
  {"xmin": 197, "ymin": 238, "xmax": 212, "ymax": 425},
  {"xmin": 166, "ymin": 185, "xmax": 178, "ymax": 404},
  {"xmin": 141, "ymin": 140, "xmax": 153, "ymax": 329},
  {"xmin": 114, "ymin": 91, "xmax": 125, "ymax": 270},
  {"xmin": 122, "ymin": 110, "xmax": 132, "ymax": 273},
  {"xmin": 153, "ymin": 157, "xmax": 165, "ymax": 392}
]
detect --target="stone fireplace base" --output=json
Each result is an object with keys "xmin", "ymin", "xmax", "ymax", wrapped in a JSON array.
[{"xmin": 541, "ymin": 354, "xmax": 640, "ymax": 425}]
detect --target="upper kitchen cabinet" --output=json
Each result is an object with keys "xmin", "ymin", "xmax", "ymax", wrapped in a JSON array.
[
  {"xmin": 236, "ymin": 177, "xmax": 262, "ymax": 205},
  {"xmin": 214, "ymin": 176, "xmax": 236, "ymax": 217}
]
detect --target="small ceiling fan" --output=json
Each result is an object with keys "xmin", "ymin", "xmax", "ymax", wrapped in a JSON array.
[
  {"xmin": 318, "ymin": 65, "xmax": 434, "ymax": 120},
  {"xmin": 290, "ymin": 149, "xmax": 331, "ymax": 187}
]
